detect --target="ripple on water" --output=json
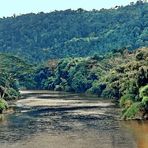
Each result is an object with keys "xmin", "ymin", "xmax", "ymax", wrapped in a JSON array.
[{"xmin": 0, "ymin": 91, "xmax": 138, "ymax": 148}]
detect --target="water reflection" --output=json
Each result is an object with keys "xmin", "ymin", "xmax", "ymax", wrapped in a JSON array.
[
  {"xmin": 0, "ymin": 114, "xmax": 4, "ymax": 122},
  {"xmin": 0, "ymin": 91, "xmax": 142, "ymax": 148},
  {"xmin": 122, "ymin": 120, "xmax": 148, "ymax": 148}
]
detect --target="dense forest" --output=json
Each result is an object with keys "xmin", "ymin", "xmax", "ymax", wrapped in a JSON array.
[
  {"xmin": 0, "ymin": 54, "xmax": 34, "ymax": 112},
  {"xmin": 33, "ymin": 47, "xmax": 148, "ymax": 119},
  {"xmin": 0, "ymin": 1, "xmax": 148, "ymax": 119},
  {"xmin": 0, "ymin": 1, "xmax": 147, "ymax": 62}
]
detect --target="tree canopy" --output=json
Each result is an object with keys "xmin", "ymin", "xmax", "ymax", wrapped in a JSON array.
[{"xmin": 0, "ymin": 1, "xmax": 147, "ymax": 63}]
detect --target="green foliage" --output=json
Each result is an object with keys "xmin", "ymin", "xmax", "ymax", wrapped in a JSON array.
[
  {"xmin": 91, "ymin": 54, "xmax": 104, "ymax": 61},
  {"xmin": 0, "ymin": 53, "xmax": 34, "ymax": 101},
  {"xmin": 0, "ymin": 99, "xmax": 8, "ymax": 113},
  {"xmin": 140, "ymin": 85, "xmax": 148, "ymax": 97},
  {"xmin": 35, "ymin": 47, "xmax": 148, "ymax": 119},
  {"xmin": 0, "ymin": 2, "xmax": 147, "ymax": 63},
  {"xmin": 142, "ymin": 96, "xmax": 148, "ymax": 105},
  {"xmin": 101, "ymin": 84, "xmax": 119, "ymax": 100},
  {"xmin": 119, "ymin": 94, "xmax": 135, "ymax": 108},
  {"xmin": 5, "ymin": 88, "xmax": 20, "ymax": 100},
  {"xmin": 140, "ymin": 85, "xmax": 148, "ymax": 105},
  {"xmin": 122, "ymin": 102, "xmax": 143, "ymax": 120},
  {"xmin": 87, "ymin": 80, "xmax": 106, "ymax": 96},
  {"xmin": 34, "ymin": 67, "xmax": 54, "ymax": 89},
  {"xmin": 0, "ymin": 2, "xmax": 147, "ymax": 119},
  {"xmin": 124, "ymin": 79, "xmax": 139, "ymax": 95},
  {"xmin": 70, "ymin": 72, "xmax": 92, "ymax": 93}
]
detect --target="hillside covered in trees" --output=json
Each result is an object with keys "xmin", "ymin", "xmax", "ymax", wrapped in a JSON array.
[
  {"xmin": 0, "ymin": 1, "xmax": 148, "ymax": 120},
  {"xmin": 0, "ymin": 1, "xmax": 147, "ymax": 62},
  {"xmin": 0, "ymin": 54, "xmax": 34, "ymax": 112},
  {"xmin": 33, "ymin": 47, "xmax": 148, "ymax": 119}
]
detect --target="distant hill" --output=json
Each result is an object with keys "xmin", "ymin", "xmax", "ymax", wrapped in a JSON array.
[{"xmin": 0, "ymin": 1, "xmax": 147, "ymax": 63}]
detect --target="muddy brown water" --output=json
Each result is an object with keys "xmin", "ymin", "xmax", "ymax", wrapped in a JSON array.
[{"xmin": 0, "ymin": 90, "xmax": 148, "ymax": 148}]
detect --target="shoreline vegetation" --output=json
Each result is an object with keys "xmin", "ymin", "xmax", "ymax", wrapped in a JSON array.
[
  {"xmin": 33, "ymin": 47, "xmax": 148, "ymax": 120},
  {"xmin": 0, "ymin": 1, "xmax": 148, "ymax": 120},
  {"xmin": 0, "ymin": 47, "xmax": 148, "ymax": 120}
]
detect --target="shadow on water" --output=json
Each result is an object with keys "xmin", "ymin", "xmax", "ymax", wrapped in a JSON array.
[
  {"xmin": 0, "ymin": 114, "xmax": 4, "ymax": 122},
  {"xmin": 20, "ymin": 90, "xmax": 77, "ymax": 99},
  {"xmin": 28, "ymin": 105, "xmax": 116, "ymax": 114},
  {"xmin": 0, "ymin": 90, "xmax": 144, "ymax": 148},
  {"xmin": 20, "ymin": 90, "xmax": 103, "ymax": 101}
]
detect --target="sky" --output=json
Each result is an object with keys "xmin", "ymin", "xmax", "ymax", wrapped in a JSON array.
[{"xmin": 0, "ymin": 0, "xmax": 138, "ymax": 18}]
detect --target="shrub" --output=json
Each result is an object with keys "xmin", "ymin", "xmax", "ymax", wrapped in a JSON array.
[
  {"xmin": 120, "ymin": 94, "xmax": 135, "ymax": 108},
  {"xmin": 54, "ymin": 85, "xmax": 63, "ymax": 91},
  {"xmin": 142, "ymin": 96, "xmax": 148, "ymax": 105},
  {"xmin": 88, "ymin": 81, "xmax": 106, "ymax": 96},
  {"xmin": 136, "ymin": 48, "xmax": 148, "ymax": 61},
  {"xmin": 137, "ymin": 67, "xmax": 148, "ymax": 87},
  {"xmin": 5, "ymin": 88, "xmax": 20, "ymax": 100},
  {"xmin": 136, "ymin": 51, "xmax": 144, "ymax": 60},
  {"xmin": 140, "ymin": 85, "xmax": 148, "ymax": 98},
  {"xmin": 124, "ymin": 79, "xmax": 139, "ymax": 96},
  {"xmin": 91, "ymin": 54, "xmax": 104, "ymax": 61},
  {"xmin": 70, "ymin": 72, "xmax": 92, "ymax": 93},
  {"xmin": 101, "ymin": 85, "xmax": 118, "ymax": 99},
  {"xmin": 43, "ymin": 76, "xmax": 55, "ymax": 89},
  {"xmin": 140, "ymin": 85, "xmax": 148, "ymax": 104},
  {"xmin": 122, "ymin": 102, "xmax": 143, "ymax": 120},
  {"xmin": 0, "ymin": 99, "xmax": 8, "ymax": 113},
  {"xmin": 115, "ymin": 66, "xmax": 125, "ymax": 73}
]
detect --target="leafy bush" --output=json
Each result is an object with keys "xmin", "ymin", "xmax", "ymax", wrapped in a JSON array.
[
  {"xmin": 122, "ymin": 102, "xmax": 143, "ymax": 120},
  {"xmin": 0, "ymin": 99, "xmax": 8, "ymax": 113},
  {"xmin": 5, "ymin": 88, "xmax": 20, "ymax": 100},
  {"xmin": 91, "ymin": 54, "xmax": 104, "ymax": 61},
  {"xmin": 88, "ymin": 81, "xmax": 106, "ymax": 96},
  {"xmin": 71, "ymin": 72, "xmax": 92, "ymax": 93},
  {"xmin": 136, "ymin": 51, "xmax": 144, "ymax": 60},
  {"xmin": 140, "ymin": 85, "xmax": 148, "ymax": 105},
  {"xmin": 119, "ymin": 94, "xmax": 135, "ymax": 108},
  {"xmin": 136, "ymin": 48, "xmax": 148, "ymax": 61},
  {"xmin": 125, "ymin": 79, "xmax": 138, "ymax": 95},
  {"xmin": 101, "ymin": 85, "xmax": 117, "ymax": 99},
  {"xmin": 140, "ymin": 85, "xmax": 148, "ymax": 97},
  {"xmin": 142, "ymin": 96, "xmax": 148, "ymax": 105}
]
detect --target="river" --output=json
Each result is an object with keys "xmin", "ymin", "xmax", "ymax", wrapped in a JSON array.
[{"xmin": 0, "ymin": 90, "xmax": 148, "ymax": 148}]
